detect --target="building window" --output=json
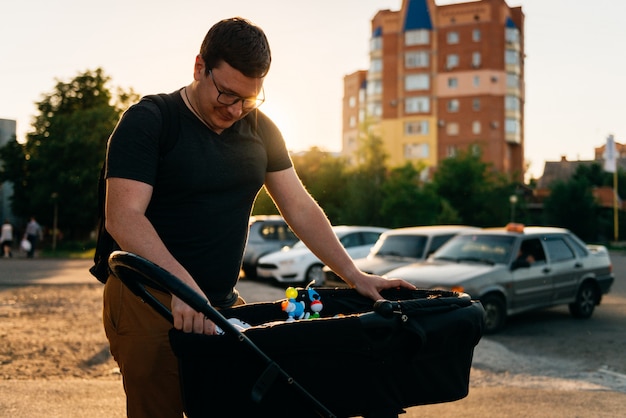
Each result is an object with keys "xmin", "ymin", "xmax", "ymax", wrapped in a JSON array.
[
  {"xmin": 472, "ymin": 29, "xmax": 481, "ymax": 42},
  {"xmin": 472, "ymin": 52, "xmax": 481, "ymax": 68},
  {"xmin": 505, "ymin": 118, "xmax": 520, "ymax": 134},
  {"xmin": 405, "ymin": 51, "xmax": 429, "ymax": 68},
  {"xmin": 370, "ymin": 36, "xmax": 382, "ymax": 51},
  {"xmin": 348, "ymin": 96, "xmax": 356, "ymax": 108},
  {"xmin": 446, "ymin": 145, "xmax": 458, "ymax": 157},
  {"xmin": 405, "ymin": 74, "xmax": 430, "ymax": 91},
  {"xmin": 367, "ymin": 79, "xmax": 382, "ymax": 96},
  {"xmin": 405, "ymin": 29, "xmax": 430, "ymax": 45},
  {"xmin": 447, "ymin": 99, "xmax": 459, "ymax": 112},
  {"xmin": 505, "ymin": 95, "xmax": 520, "ymax": 111},
  {"xmin": 472, "ymin": 121, "xmax": 481, "ymax": 134},
  {"xmin": 446, "ymin": 123, "xmax": 459, "ymax": 135},
  {"xmin": 446, "ymin": 54, "xmax": 459, "ymax": 69},
  {"xmin": 472, "ymin": 98, "xmax": 480, "ymax": 111},
  {"xmin": 470, "ymin": 144, "xmax": 481, "ymax": 156},
  {"xmin": 506, "ymin": 27, "xmax": 520, "ymax": 44},
  {"xmin": 368, "ymin": 101, "xmax": 382, "ymax": 117},
  {"xmin": 506, "ymin": 73, "xmax": 519, "ymax": 88},
  {"xmin": 370, "ymin": 58, "xmax": 383, "ymax": 73},
  {"xmin": 473, "ymin": 75, "xmax": 480, "ymax": 87},
  {"xmin": 447, "ymin": 31, "xmax": 459, "ymax": 44},
  {"xmin": 404, "ymin": 143, "xmax": 430, "ymax": 159},
  {"xmin": 505, "ymin": 49, "xmax": 519, "ymax": 65},
  {"xmin": 405, "ymin": 96, "xmax": 430, "ymax": 113},
  {"xmin": 349, "ymin": 116, "xmax": 357, "ymax": 128},
  {"xmin": 448, "ymin": 77, "xmax": 458, "ymax": 88},
  {"xmin": 405, "ymin": 120, "xmax": 429, "ymax": 135}
]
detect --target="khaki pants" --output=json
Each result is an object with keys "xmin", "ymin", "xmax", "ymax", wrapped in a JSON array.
[{"xmin": 103, "ymin": 274, "xmax": 244, "ymax": 418}]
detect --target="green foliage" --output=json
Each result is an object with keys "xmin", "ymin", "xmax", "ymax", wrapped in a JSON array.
[
  {"xmin": 380, "ymin": 163, "xmax": 440, "ymax": 227},
  {"xmin": 544, "ymin": 176, "xmax": 599, "ymax": 241},
  {"xmin": 431, "ymin": 151, "xmax": 510, "ymax": 227},
  {"xmin": 0, "ymin": 68, "xmax": 138, "ymax": 240}
]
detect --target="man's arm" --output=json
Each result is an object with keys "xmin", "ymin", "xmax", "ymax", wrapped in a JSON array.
[
  {"xmin": 264, "ymin": 168, "xmax": 415, "ymax": 301},
  {"xmin": 105, "ymin": 177, "xmax": 216, "ymax": 334}
]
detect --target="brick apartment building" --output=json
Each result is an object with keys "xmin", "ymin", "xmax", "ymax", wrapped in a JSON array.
[{"xmin": 342, "ymin": 0, "xmax": 525, "ymax": 181}]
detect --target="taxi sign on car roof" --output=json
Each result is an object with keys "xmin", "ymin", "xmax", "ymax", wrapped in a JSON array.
[{"xmin": 505, "ymin": 223, "xmax": 525, "ymax": 233}]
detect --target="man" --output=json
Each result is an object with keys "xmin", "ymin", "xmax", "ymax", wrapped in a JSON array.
[
  {"xmin": 103, "ymin": 17, "xmax": 414, "ymax": 418},
  {"xmin": 24, "ymin": 216, "xmax": 42, "ymax": 258}
]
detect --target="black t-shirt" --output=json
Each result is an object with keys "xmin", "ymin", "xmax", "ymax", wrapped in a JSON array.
[{"xmin": 106, "ymin": 89, "xmax": 292, "ymax": 307}]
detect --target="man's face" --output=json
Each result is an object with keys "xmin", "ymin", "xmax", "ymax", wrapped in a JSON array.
[{"xmin": 193, "ymin": 57, "xmax": 265, "ymax": 133}]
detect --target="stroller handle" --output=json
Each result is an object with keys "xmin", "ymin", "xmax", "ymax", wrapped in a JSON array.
[{"xmin": 107, "ymin": 250, "xmax": 337, "ymax": 418}]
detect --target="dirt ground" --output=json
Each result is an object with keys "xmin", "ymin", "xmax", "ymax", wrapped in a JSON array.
[{"xmin": 0, "ymin": 283, "xmax": 119, "ymax": 381}]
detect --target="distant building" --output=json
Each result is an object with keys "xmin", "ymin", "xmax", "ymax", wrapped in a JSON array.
[
  {"xmin": 342, "ymin": 0, "xmax": 525, "ymax": 181},
  {"xmin": 0, "ymin": 118, "xmax": 17, "ymax": 223}
]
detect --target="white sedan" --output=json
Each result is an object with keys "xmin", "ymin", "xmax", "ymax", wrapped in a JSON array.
[{"xmin": 256, "ymin": 225, "xmax": 388, "ymax": 285}]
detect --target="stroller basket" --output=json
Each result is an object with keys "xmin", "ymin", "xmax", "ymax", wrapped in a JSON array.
[{"xmin": 109, "ymin": 251, "xmax": 484, "ymax": 418}]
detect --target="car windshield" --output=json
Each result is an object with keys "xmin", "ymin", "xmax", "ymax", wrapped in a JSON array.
[
  {"xmin": 433, "ymin": 234, "xmax": 515, "ymax": 265},
  {"xmin": 370, "ymin": 235, "xmax": 427, "ymax": 258}
]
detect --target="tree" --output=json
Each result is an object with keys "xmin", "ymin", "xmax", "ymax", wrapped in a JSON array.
[
  {"xmin": 431, "ymin": 151, "xmax": 511, "ymax": 227},
  {"xmin": 0, "ymin": 68, "xmax": 137, "ymax": 241},
  {"xmin": 341, "ymin": 122, "xmax": 389, "ymax": 226},
  {"xmin": 543, "ymin": 176, "xmax": 600, "ymax": 242},
  {"xmin": 380, "ymin": 162, "xmax": 442, "ymax": 227}
]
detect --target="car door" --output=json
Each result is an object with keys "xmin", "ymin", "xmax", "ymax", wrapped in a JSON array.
[
  {"xmin": 510, "ymin": 237, "xmax": 552, "ymax": 310},
  {"xmin": 543, "ymin": 235, "xmax": 580, "ymax": 302},
  {"xmin": 545, "ymin": 235, "xmax": 584, "ymax": 302}
]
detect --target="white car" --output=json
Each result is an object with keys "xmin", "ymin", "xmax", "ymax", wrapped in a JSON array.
[{"xmin": 256, "ymin": 226, "xmax": 388, "ymax": 285}]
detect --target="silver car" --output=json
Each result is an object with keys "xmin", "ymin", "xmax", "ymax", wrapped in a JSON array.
[
  {"xmin": 384, "ymin": 224, "xmax": 614, "ymax": 333},
  {"xmin": 323, "ymin": 225, "xmax": 477, "ymax": 283},
  {"xmin": 241, "ymin": 216, "xmax": 298, "ymax": 279}
]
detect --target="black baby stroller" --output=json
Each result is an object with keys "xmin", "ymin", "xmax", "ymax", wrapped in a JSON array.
[{"xmin": 108, "ymin": 251, "xmax": 485, "ymax": 418}]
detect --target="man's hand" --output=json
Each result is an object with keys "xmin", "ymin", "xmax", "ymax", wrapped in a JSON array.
[
  {"xmin": 350, "ymin": 272, "xmax": 416, "ymax": 301},
  {"xmin": 171, "ymin": 295, "xmax": 217, "ymax": 335}
]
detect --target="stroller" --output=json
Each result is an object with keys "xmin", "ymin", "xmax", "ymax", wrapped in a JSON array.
[{"xmin": 109, "ymin": 251, "xmax": 484, "ymax": 418}]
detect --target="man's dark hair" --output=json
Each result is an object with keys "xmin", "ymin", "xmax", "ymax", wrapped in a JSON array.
[{"xmin": 200, "ymin": 17, "xmax": 271, "ymax": 78}]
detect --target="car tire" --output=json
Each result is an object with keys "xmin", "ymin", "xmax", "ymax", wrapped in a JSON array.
[
  {"xmin": 242, "ymin": 265, "xmax": 257, "ymax": 280},
  {"xmin": 305, "ymin": 263, "xmax": 325, "ymax": 286},
  {"xmin": 568, "ymin": 281, "xmax": 599, "ymax": 319},
  {"xmin": 480, "ymin": 294, "xmax": 506, "ymax": 334}
]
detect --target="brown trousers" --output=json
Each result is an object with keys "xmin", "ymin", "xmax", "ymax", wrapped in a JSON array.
[{"xmin": 103, "ymin": 274, "xmax": 244, "ymax": 418}]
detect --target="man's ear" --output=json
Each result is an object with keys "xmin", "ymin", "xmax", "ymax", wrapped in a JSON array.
[{"xmin": 193, "ymin": 55, "xmax": 205, "ymax": 80}]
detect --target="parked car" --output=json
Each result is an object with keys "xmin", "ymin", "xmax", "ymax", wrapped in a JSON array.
[
  {"xmin": 323, "ymin": 225, "xmax": 477, "ymax": 283},
  {"xmin": 241, "ymin": 215, "xmax": 298, "ymax": 279},
  {"xmin": 384, "ymin": 224, "xmax": 614, "ymax": 334},
  {"xmin": 256, "ymin": 226, "xmax": 388, "ymax": 285}
]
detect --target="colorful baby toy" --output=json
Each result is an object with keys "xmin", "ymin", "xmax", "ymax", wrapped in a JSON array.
[{"xmin": 281, "ymin": 286, "xmax": 323, "ymax": 321}]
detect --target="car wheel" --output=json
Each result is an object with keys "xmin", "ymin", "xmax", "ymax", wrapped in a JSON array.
[
  {"xmin": 568, "ymin": 281, "xmax": 599, "ymax": 319},
  {"xmin": 305, "ymin": 263, "xmax": 325, "ymax": 286},
  {"xmin": 480, "ymin": 294, "xmax": 506, "ymax": 334},
  {"xmin": 242, "ymin": 265, "xmax": 257, "ymax": 280}
]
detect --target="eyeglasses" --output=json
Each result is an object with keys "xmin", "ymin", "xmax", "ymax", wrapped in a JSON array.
[{"xmin": 208, "ymin": 69, "xmax": 265, "ymax": 111}]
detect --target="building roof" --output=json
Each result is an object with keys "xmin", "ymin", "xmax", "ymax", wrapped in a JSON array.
[{"xmin": 403, "ymin": 0, "xmax": 433, "ymax": 31}]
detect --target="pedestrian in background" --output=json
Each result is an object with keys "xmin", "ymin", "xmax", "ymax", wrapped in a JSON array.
[
  {"xmin": 24, "ymin": 216, "xmax": 43, "ymax": 258},
  {"xmin": 0, "ymin": 219, "xmax": 13, "ymax": 258}
]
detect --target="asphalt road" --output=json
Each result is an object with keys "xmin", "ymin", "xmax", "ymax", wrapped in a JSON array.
[{"xmin": 0, "ymin": 254, "xmax": 625, "ymax": 417}]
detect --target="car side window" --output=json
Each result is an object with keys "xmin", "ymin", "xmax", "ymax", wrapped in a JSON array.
[
  {"xmin": 340, "ymin": 233, "xmax": 361, "ymax": 248},
  {"xmin": 544, "ymin": 237, "xmax": 575, "ymax": 262},
  {"xmin": 361, "ymin": 232, "xmax": 383, "ymax": 246},
  {"xmin": 516, "ymin": 238, "xmax": 546, "ymax": 266},
  {"xmin": 429, "ymin": 234, "xmax": 454, "ymax": 255}
]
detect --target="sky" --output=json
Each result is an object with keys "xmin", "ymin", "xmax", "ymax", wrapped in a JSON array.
[{"xmin": 1, "ymin": 0, "xmax": 625, "ymax": 179}]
